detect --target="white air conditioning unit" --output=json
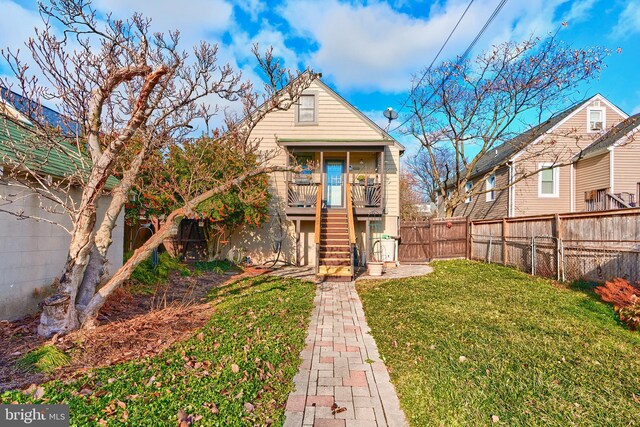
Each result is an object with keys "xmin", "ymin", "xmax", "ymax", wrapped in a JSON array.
[{"xmin": 591, "ymin": 122, "xmax": 603, "ymax": 131}]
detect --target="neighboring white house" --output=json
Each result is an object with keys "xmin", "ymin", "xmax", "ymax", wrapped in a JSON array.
[{"xmin": 0, "ymin": 90, "xmax": 124, "ymax": 320}]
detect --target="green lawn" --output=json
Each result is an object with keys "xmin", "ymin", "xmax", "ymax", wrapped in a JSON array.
[
  {"xmin": 1, "ymin": 275, "xmax": 315, "ymax": 426},
  {"xmin": 356, "ymin": 260, "xmax": 640, "ymax": 427}
]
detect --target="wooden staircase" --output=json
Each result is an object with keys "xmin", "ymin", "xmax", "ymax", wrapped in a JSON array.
[{"xmin": 317, "ymin": 209, "xmax": 353, "ymax": 280}]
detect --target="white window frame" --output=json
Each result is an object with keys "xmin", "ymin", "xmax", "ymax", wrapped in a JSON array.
[
  {"xmin": 587, "ymin": 107, "xmax": 606, "ymax": 133},
  {"xmin": 486, "ymin": 174, "xmax": 496, "ymax": 202},
  {"xmin": 464, "ymin": 181, "xmax": 472, "ymax": 203},
  {"xmin": 295, "ymin": 92, "xmax": 318, "ymax": 125},
  {"xmin": 538, "ymin": 163, "xmax": 559, "ymax": 198}
]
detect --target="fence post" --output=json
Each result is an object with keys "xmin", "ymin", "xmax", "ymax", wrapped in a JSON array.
[
  {"xmin": 502, "ymin": 218, "xmax": 508, "ymax": 266},
  {"xmin": 553, "ymin": 213, "xmax": 563, "ymax": 281},
  {"xmin": 429, "ymin": 217, "xmax": 435, "ymax": 260},
  {"xmin": 466, "ymin": 216, "xmax": 471, "ymax": 260}
]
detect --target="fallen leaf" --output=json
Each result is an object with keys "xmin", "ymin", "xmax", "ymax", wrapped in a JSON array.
[
  {"xmin": 107, "ymin": 378, "xmax": 116, "ymax": 384},
  {"xmin": 117, "ymin": 400, "xmax": 126, "ymax": 409},
  {"xmin": 231, "ymin": 364, "xmax": 239, "ymax": 373},
  {"xmin": 33, "ymin": 386, "xmax": 45, "ymax": 400},
  {"xmin": 244, "ymin": 402, "xmax": 254, "ymax": 412},
  {"xmin": 459, "ymin": 356, "xmax": 467, "ymax": 362},
  {"xmin": 146, "ymin": 376, "xmax": 156, "ymax": 387},
  {"xmin": 491, "ymin": 415, "xmax": 499, "ymax": 423},
  {"xmin": 197, "ymin": 332, "xmax": 204, "ymax": 341}
]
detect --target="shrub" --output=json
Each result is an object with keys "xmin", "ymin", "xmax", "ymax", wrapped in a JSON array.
[
  {"xmin": 595, "ymin": 278, "xmax": 640, "ymax": 330},
  {"xmin": 129, "ymin": 252, "xmax": 191, "ymax": 289},
  {"xmin": 16, "ymin": 345, "xmax": 70, "ymax": 374}
]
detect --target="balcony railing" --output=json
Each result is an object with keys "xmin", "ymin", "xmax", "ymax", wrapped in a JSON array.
[
  {"xmin": 585, "ymin": 188, "xmax": 636, "ymax": 211},
  {"xmin": 287, "ymin": 181, "xmax": 383, "ymax": 210},
  {"xmin": 351, "ymin": 183, "xmax": 382, "ymax": 208},
  {"xmin": 287, "ymin": 182, "xmax": 319, "ymax": 208}
]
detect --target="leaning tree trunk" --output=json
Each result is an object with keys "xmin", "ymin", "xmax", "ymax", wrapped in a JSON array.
[
  {"xmin": 38, "ymin": 205, "xmax": 98, "ymax": 336},
  {"xmin": 77, "ymin": 208, "xmax": 185, "ymax": 326},
  {"xmin": 75, "ymin": 165, "xmax": 293, "ymax": 327}
]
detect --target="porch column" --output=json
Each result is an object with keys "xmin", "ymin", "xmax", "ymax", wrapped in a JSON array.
[
  {"xmin": 364, "ymin": 218, "xmax": 370, "ymax": 265},
  {"xmin": 295, "ymin": 219, "xmax": 301, "ymax": 266},
  {"xmin": 320, "ymin": 151, "xmax": 324, "ymax": 205},
  {"xmin": 379, "ymin": 150, "xmax": 386, "ymax": 213},
  {"xmin": 346, "ymin": 151, "xmax": 350, "ymax": 207}
]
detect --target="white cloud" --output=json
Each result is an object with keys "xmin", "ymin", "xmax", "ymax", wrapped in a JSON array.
[
  {"xmin": 280, "ymin": 0, "xmax": 584, "ymax": 93},
  {"xmin": 230, "ymin": 0, "xmax": 265, "ymax": 22},
  {"xmin": 92, "ymin": 0, "xmax": 233, "ymax": 38},
  {"xmin": 611, "ymin": 2, "xmax": 640, "ymax": 40},
  {"xmin": 0, "ymin": 1, "xmax": 41, "ymax": 54},
  {"xmin": 564, "ymin": 0, "xmax": 598, "ymax": 23}
]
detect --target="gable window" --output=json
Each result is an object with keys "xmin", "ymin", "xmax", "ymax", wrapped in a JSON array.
[
  {"xmin": 486, "ymin": 174, "xmax": 496, "ymax": 202},
  {"xmin": 465, "ymin": 181, "xmax": 473, "ymax": 203},
  {"xmin": 587, "ymin": 107, "xmax": 605, "ymax": 132},
  {"xmin": 538, "ymin": 163, "xmax": 559, "ymax": 197},
  {"xmin": 296, "ymin": 93, "xmax": 317, "ymax": 125}
]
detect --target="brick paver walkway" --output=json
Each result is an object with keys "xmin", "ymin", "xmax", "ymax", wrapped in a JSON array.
[{"xmin": 284, "ymin": 281, "xmax": 408, "ymax": 427}]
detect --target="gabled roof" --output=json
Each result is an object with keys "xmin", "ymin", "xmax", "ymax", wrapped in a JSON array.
[
  {"xmin": 446, "ymin": 99, "xmax": 586, "ymax": 186},
  {"xmin": 577, "ymin": 113, "xmax": 640, "ymax": 159},
  {"xmin": 312, "ymin": 78, "xmax": 405, "ymax": 153}
]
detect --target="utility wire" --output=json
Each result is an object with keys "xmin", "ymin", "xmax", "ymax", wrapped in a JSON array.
[
  {"xmin": 390, "ymin": 0, "xmax": 509, "ymax": 133},
  {"xmin": 393, "ymin": 0, "xmax": 476, "ymax": 118}
]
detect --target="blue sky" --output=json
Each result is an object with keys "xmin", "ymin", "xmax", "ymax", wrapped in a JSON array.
[{"xmin": 1, "ymin": 0, "xmax": 639, "ymax": 153}]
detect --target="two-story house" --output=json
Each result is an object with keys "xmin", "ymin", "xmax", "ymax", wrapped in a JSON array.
[
  {"xmin": 227, "ymin": 77, "xmax": 404, "ymax": 280},
  {"xmin": 448, "ymin": 94, "xmax": 634, "ymax": 219}
]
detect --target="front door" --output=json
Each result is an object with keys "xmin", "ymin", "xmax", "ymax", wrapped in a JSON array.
[{"xmin": 325, "ymin": 160, "xmax": 344, "ymax": 207}]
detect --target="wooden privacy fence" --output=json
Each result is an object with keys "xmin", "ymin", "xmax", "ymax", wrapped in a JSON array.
[
  {"xmin": 398, "ymin": 217, "xmax": 469, "ymax": 262},
  {"xmin": 470, "ymin": 208, "xmax": 640, "ymax": 284}
]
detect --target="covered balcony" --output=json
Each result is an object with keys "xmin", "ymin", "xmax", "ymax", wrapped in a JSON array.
[{"xmin": 281, "ymin": 141, "xmax": 388, "ymax": 220}]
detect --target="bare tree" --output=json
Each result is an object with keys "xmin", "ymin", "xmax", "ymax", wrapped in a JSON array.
[
  {"xmin": 405, "ymin": 146, "xmax": 454, "ymax": 203},
  {"xmin": 405, "ymin": 34, "xmax": 608, "ymax": 217},
  {"xmin": 0, "ymin": 0, "xmax": 314, "ymax": 336},
  {"xmin": 399, "ymin": 172, "xmax": 428, "ymax": 221}
]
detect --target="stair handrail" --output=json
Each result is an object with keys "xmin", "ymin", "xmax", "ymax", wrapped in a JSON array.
[
  {"xmin": 607, "ymin": 192, "xmax": 631, "ymax": 209},
  {"xmin": 314, "ymin": 182, "xmax": 322, "ymax": 274},
  {"xmin": 314, "ymin": 182, "xmax": 322, "ymax": 244},
  {"xmin": 346, "ymin": 181, "xmax": 356, "ymax": 280},
  {"xmin": 346, "ymin": 181, "xmax": 356, "ymax": 245}
]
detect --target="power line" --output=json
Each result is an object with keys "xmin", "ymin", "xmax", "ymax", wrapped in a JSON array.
[
  {"xmin": 390, "ymin": 0, "xmax": 509, "ymax": 133},
  {"xmin": 393, "ymin": 0, "xmax": 476, "ymax": 117}
]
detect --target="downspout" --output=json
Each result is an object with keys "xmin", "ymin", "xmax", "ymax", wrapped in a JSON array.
[
  {"xmin": 609, "ymin": 147, "xmax": 615, "ymax": 194},
  {"xmin": 570, "ymin": 162, "xmax": 575, "ymax": 212}
]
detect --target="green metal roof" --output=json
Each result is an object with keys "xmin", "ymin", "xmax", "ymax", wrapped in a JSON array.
[{"xmin": 0, "ymin": 116, "xmax": 119, "ymax": 190}]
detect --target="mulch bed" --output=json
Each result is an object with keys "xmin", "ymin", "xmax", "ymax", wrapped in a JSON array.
[{"xmin": 0, "ymin": 266, "xmax": 271, "ymax": 392}]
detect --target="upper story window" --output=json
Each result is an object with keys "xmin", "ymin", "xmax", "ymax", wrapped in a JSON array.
[
  {"xmin": 296, "ymin": 93, "xmax": 318, "ymax": 125},
  {"xmin": 538, "ymin": 163, "xmax": 559, "ymax": 197},
  {"xmin": 588, "ymin": 107, "xmax": 606, "ymax": 132},
  {"xmin": 486, "ymin": 174, "xmax": 496, "ymax": 202},
  {"xmin": 465, "ymin": 181, "xmax": 473, "ymax": 203}
]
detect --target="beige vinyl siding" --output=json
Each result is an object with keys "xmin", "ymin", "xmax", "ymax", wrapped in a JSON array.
[
  {"xmin": 612, "ymin": 139, "xmax": 640, "ymax": 199},
  {"xmin": 513, "ymin": 100, "xmax": 627, "ymax": 216},
  {"xmin": 248, "ymin": 79, "xmax": 389, "ymax": 204},
  {"xmin": 384, "ymin": 145, "xmax": 400, "ymax": 218},
  {"xmin": 574, "ymin": 152, "xmax": 610, "ymax": 211},
  {"xmin": 453, "ymin": 165, "xmax": 510, "ymax": 219}
]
